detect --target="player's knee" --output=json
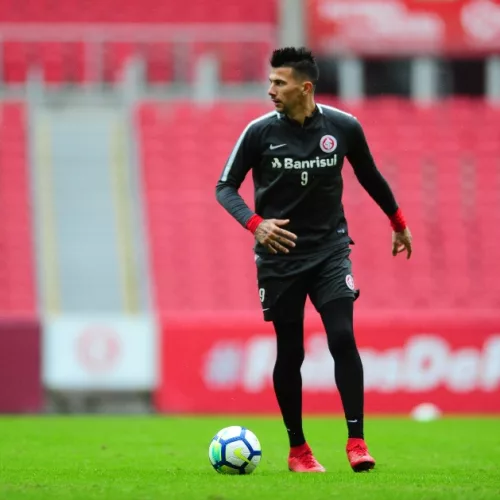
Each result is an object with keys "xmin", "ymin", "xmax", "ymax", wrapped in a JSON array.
[
  {"xmin": 273, "ymin": 318, "xmax": 305, "ymax": 369},
  {"xmin": 283, "ymin": 346, "xmax": 305, "ymax": 369},
  {"xmin": 326, "ymin": 326, "xmax": 356, "ymax": 357},
  {"xmin": 292, "ymin": 346, "xmax": 305, "ymax": 367},
  {"xmin": 319, "ymin": 298, "xmax": 356, "ymax": 357},
  {"xmin": 275, "ymin": 344, "xmax": 305, "ymax": 370}
]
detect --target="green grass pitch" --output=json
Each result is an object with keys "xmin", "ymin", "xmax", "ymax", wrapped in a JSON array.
[{"xmin": 1, "ymin": 416, "xmax": 499, "ymax": 499}]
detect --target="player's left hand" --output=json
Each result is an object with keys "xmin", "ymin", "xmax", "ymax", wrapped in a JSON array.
[{"xmin": 392, "ymin": 227, "xmax": 412, "ymax": 259}]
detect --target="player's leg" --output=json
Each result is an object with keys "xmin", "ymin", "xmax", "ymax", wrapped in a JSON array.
[
  {"xmin": 271, "ymin": 310, "xmax": 305, "ymax": 449},
  {"xmin": 256, "ymin": 257, "xmax": 325, "ymax": 472},
  {"xmin": 309, "ymin": 247, "xmax": 375, "ymax": 471},
  {"xmin": 320, "ymin": 297, "xmax": 364, "ymax": 438},
  {"xmin": 318, "ymin": 298, "xmax": 375, "ymax": 471},
  {"xmin": 270, "ymin": 284, "xmax": 326, "ymax": 473}
]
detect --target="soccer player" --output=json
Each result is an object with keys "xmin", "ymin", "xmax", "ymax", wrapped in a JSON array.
[{"xmin": 215, "ymin": 47, "xmax": 412, "ymax": 473}]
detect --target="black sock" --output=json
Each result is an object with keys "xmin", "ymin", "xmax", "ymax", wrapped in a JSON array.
[
  {"xmin": 346, "ymin": 417, "xmax": 364, "ymax": 440},
  {"xmin": 272, "ymin": 318, "xmax": 306, "ymax": 447},
  {"xmin": 320, "ymin": 298, "xmax": 365, "ymax": 439}
]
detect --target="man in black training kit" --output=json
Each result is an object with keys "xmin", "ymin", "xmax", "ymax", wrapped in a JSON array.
[{"xmin": 216, "ymin": 47, "xmax": 412, "ymax": 473}]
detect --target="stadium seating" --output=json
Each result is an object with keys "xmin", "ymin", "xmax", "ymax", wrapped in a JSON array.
[
  {"xmin": 0, "ymin": 103, "xmax": 36, "ymax": 314},
  {"xmin": 0, "ymin": 0, "xmax": 276, "ymax": 85},
  {"xmin": 138, "ymin": 98, "xmax": 500, "ymax": 314},
  {"xmin": 0, "ymin": 0, "xmax": 276, "ymax": 23}
]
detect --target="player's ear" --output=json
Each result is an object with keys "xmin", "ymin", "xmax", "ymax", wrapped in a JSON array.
[{"xmin": 302, "ymin": 81, "xmax": 313, "ymax": 96}]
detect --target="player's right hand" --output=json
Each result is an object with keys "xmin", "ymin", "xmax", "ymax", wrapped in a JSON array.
[{"xmin": 254, "ymin": 219, "xmax": 297, "ymax": 254}]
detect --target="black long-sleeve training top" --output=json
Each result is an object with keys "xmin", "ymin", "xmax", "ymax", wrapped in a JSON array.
[{"xmin": 216, "ymin": 103, "xmax": 399, "ymax": 258}]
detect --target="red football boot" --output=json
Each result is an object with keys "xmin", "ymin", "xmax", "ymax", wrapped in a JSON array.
[
  {"xmin": 346, "ymin": 438, "xmax": 376, "ymax": 472},
  {"xmin": 288, "ymin": 443, "xmax": 326, "ymax": 473}
]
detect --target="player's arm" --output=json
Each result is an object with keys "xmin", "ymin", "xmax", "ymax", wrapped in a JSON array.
[
  {"xmin": 215, "ymin": 124, "xmax": 296, "ymax": 254},
  {"xmin": 346, "ymin": 119, "xmax": 412, "ymax": 259}
]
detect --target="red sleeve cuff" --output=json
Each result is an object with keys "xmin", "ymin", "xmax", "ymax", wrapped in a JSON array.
[
  {"xmin": 246, "ymin": 214, "xmax": 264, "ymax": 234},
  {"xmin": 389, "ymin": 208, "xmax": 406, "ymax": 232}
]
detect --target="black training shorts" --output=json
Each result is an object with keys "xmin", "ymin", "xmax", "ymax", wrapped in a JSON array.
[{"xmin": 255, "ymin": 245, "xmax": 359, "ymax": 322}]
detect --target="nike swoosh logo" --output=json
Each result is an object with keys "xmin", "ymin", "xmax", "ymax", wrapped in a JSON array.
[
  {"xmin": 234, "ymin": 447, "xmax": 251, "ymax": 464},
  {"xmin": 269, "ymin": 144, "xmax": 286, "ymax": 150}
]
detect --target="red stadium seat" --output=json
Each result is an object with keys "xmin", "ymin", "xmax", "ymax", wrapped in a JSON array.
[
  {"xmin": 143, "ymin": 43, "xmax": 175, "ymax": 84},
  {"xmin": 2, "ymin": 42, "xmax": 30, "ymax": 84},
  {"xmin": 101, "ymin": 42, "xmax": 135, "ymax": 83}
]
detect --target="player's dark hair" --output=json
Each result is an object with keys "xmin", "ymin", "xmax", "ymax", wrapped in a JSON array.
[{"xmin": 270, "ymin": 47, "xmax": 319, "ymax": 86}]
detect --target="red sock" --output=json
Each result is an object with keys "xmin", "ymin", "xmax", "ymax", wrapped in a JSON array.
[{"xmin": 289, "ymin": 442, "xmax": 311, "ymax": 457}]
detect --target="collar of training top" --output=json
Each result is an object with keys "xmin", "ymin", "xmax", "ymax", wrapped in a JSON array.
[{"xmin": 279, "ymin": 105, "xmax": 321, "ymax": 128}]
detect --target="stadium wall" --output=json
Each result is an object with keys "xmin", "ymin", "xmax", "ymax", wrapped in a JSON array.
[
  {"xmin": 0, "ymin": 317, "xmax": 42, "ymax": 413},
  {"xmin": 155, "ymin": 313, "xmax": 500, "ymax": 415}
]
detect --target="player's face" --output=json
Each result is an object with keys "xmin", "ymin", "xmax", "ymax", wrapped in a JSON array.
[{"xmin": 268, "ymin": 67, "xmax": 306, "ymax": 114}]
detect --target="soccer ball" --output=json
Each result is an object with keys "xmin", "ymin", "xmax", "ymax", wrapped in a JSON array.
[{"xmin": 208, "ymin": 426, "xmax": 262, "ymax": 474}]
